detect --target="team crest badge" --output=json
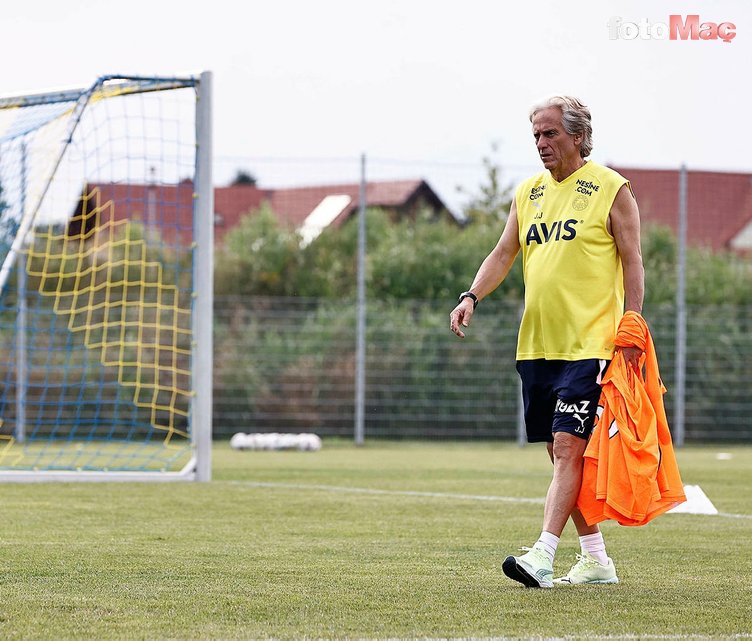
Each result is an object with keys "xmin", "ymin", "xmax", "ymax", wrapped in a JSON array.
[{"xmin": 572, "ymin": 194, "xmax": 589, "ymax": 211}]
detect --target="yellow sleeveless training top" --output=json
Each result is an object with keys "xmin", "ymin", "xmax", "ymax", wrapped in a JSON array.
[{"xmin": 515, "ymin": 161, "xmax": 630, "ymax": 361}]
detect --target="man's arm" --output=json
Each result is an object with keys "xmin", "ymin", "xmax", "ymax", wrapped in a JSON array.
[
  {"xmin": 609, "ymin": 183, "xmax": 644, "ymax": 313},
  {"xmin": 449, "ymin": 199, "xmax": 521, "ymax": 338},
  {"xmin": 609, "ymin": 183, "xmax": 645, "ymax": 366}
]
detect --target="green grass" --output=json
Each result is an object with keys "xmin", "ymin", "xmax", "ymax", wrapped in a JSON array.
[
  {"xmin": 1, "ymin": 441, "xmax": 751, "ymax": 640},
  {"xmin": 0, "ymin": 439, "xmax": 192, "ymax": 472}
]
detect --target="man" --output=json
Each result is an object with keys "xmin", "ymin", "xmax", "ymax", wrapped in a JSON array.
[{"xmin": 449, "ymin": 96, "xmax": 644, "ymax": 588}]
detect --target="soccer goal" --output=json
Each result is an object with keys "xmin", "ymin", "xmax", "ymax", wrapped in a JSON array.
[{"xmin": 0, "ymin": 73, "xmax": 213, "ymax": 481}]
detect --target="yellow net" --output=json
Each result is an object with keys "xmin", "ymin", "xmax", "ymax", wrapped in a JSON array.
[{"xmin": 27, "ymin": 187, "xmax": 193, "ymax": 441}]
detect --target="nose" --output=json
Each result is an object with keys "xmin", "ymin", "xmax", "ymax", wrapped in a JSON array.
[{"xmin": 537, "ymin": 138, "xmax": 548, "ymax": 152}]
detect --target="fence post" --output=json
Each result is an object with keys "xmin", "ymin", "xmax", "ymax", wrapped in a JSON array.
[
  {"xmin": 193, "ymin": 70, "xmax": 214, "ymax": 481},
  {"xmin": 517, "ymin": 303, "xmax": 526, "ymax": 447},
  {"xmin": 15, "ymin": 141, "xmax": 28, "ymax": 443},
  {"xmin": 354, "ymin": 154, "xmax": 367, "ymax": 445},
  {"xmin": 674, "ymin": 164, "xmax": 688, "ymax": 447}
]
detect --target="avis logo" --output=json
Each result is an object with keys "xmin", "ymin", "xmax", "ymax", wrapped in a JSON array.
[
  {"xmin": 608, "ymin": 15, "xmax": 737, "ymax": 43},
  {"xmin": 525, "ymin": 219, "xmax": 578, "ymax": 246}
]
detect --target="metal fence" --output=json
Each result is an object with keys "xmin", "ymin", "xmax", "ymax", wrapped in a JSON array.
[{"xmin": 213, "ymin": 296, "xmax": 752, "ymax": 443}]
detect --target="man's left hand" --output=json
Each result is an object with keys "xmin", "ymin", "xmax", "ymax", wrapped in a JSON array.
[{"xmin": 618, "ymin": 346, "xmax": 643, "ymax": 372}]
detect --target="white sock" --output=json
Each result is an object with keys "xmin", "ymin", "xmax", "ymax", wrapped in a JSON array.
[
  {"xmin": 579, "ymin": 532, "xmax": 609, "ymax": 565},
  {"xmin": 533, "ymin": 531, "xmax": 560, "ymax": 563}
]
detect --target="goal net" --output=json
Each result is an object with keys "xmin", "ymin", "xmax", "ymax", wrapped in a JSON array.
[{"xmin": 0, "ymin": 74, "xmax": 213, "ymax": 481}]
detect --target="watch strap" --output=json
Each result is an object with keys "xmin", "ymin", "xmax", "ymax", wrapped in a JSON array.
[{"xmin": 458, "ymin": 291, "xmax": 478, "ymax": 309}]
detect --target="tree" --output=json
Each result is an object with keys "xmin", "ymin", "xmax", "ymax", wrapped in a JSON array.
[
  {"xmin": 214, "ymin": 204, "xmax": 303, "ymax": 297},
  {"xmin": 458, "ymin": 142, "xmax": 514, "ymax": 224},
  {"xmin": 230, "ymin": 169, "xmax": 257, "ymax": 187},
  {"xmin": 0, "ymin": 182, "xmax": 15, "ymax": 253}
]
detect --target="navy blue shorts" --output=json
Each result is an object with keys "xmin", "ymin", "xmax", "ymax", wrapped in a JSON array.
[{"xmin": 516, "ymin": 359, "xmax": 609, "ymax": 443}]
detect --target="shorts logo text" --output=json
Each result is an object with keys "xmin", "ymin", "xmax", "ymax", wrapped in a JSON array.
[{"xmin": 556, "ymin": 399, "xmax": 591, "ymax": 434}]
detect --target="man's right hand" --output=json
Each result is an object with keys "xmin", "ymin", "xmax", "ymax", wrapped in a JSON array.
[{"xmin": 449, "ymin": 298, "xmax": 475, "ymax": 338}]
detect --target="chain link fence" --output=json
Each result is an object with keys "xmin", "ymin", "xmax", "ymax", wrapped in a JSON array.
[{"xmin": 213, "ymin": 296, "xmax": 752, "ymax": 442}]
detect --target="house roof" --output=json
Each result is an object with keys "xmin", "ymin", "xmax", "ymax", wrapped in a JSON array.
[
  {"xmin": 69, "ymin": 179, "xmax": 196, "ymax": 246},
  {"xmin": 610, "ymin": 166, "xmax": 752, "ymax": 251},
  {"xmin": 75, "ymin": 178, "xmax": 448, "ymax": 245},
  {"xmin": 270, "ymin": 179, "xmax": 429, "ymax": 227}
]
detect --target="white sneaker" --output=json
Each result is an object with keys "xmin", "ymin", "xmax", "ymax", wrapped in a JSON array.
[
  {"xmin": 554, "ymin": 552, "xmax": 619, "ymax": 585},
  {"xmin": 502, "ymin": 545, "xmax": 554, "ymax": 588}
]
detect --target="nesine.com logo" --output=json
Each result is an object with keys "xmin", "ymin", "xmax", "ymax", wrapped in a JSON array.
[{"xmin": 608, "ymin": 15, "xmax": 737, "ymax": 43}]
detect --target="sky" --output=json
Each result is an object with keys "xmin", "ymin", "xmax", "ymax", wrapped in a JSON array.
[{"xmin": 1, "ymin": 0, "xmax": 749, "ymax": 195}]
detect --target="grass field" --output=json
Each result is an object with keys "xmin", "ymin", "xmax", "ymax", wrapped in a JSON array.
[
  {"xmin": 0, "ymin": 439, "xmax": 193, "ymax": 472},
  {"xmin": 1, "ymin": 441, "xmax": 751, "ymax": 640}
]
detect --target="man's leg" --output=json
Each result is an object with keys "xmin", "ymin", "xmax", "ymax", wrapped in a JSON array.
[
  {"xmin": 546, "ymin": 441, "xmax": 599, "ymax": 537},
  {"xmin": 544, "ymin": 439, "xmax": 618, "ymax": 585},
  {"xmin": 503, "ymin": 359, "xmax": 618, "ymax": 587},
  {"xmin": 542, "ymin": 433, "xmax": 588, "ymax": 537},
  {"xmin": 505, "ymin": 433, "xmax": 617, "ymax": 587},
  {"xmin": 502, "ymin": 360, "xmax": 593, "ymax": 588},
  {"xmin": 502, "ymin": 433, "xmax": 586, "ymax": 588},
  {"xmin": 501, "ymin": 435, "xmax": 586, "ymax": 586}
]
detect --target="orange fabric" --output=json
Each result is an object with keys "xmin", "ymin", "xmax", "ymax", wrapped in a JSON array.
[{"xmin": 577, "ymin": 311, "xmax": 686, "ymax": 526}]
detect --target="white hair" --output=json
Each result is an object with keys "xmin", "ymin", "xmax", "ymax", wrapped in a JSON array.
[{"xmin": 529, "ymin": 96, "xmax": 593, "ymax": 158}]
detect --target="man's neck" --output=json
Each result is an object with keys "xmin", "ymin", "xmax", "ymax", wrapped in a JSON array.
[{"xmin": 550, "ymin": 158, "xmax": 587, "ymax": 182}]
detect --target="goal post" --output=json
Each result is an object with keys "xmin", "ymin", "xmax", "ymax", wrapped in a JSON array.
[{"xmin": 0, "ymin": 72, "xmax": 213, "ymax": 482}]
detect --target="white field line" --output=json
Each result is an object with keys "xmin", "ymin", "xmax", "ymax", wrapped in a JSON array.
[
  {"xmin": 716, "ymin": 511, "xmax": 752, "ymax": 520},
  {"xmin": 225, "ymin": 481, "xmax": 752, "ymax": 519},
  {"xmin": 225, "ymin": 481, "xmax": 545, "ymax": 505}
]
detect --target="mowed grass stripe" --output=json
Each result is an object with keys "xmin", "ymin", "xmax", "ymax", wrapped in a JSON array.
[
  {"xmin": 350, "ymin": 633, "xmax": 752, "ymax": 641},
  {"xmin": 352, "ymin": 635, "xmax": 752, "ymax": 640}
]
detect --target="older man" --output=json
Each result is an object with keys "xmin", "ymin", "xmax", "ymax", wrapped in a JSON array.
[{"xmin": 450, "ymin": 96, "xmax": 644, "ymax": 588}]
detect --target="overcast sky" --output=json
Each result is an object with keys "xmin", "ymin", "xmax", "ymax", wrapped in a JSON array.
[{"xmin": 2, "ymin": 0, "xmax": 748, "ymax": 190}]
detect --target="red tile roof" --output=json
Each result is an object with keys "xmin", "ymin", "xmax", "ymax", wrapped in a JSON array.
[
  {"xmin": 610, "ymin": 166, "xmax": 752, "ymax": 251},
  {"xmin": 265, "ymin": 179, "xmax": 426, "ymax": 229},
  {"xmin": 75, "ymin": 179, "xmax": 442, "ymax": 246},
  {"xmin": 70, "ymin": 180, "xmax": 196, "ymax": 246}
]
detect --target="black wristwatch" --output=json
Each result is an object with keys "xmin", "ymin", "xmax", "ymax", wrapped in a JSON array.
[{"xmin": 458, "ymin": 291, "xmax": 478, "ymax": 309}]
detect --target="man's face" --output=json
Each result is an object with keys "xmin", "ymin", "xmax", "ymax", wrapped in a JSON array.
[{"xmin": 531, "ymin": 107, "xmax": 582, "ymax": 174}]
